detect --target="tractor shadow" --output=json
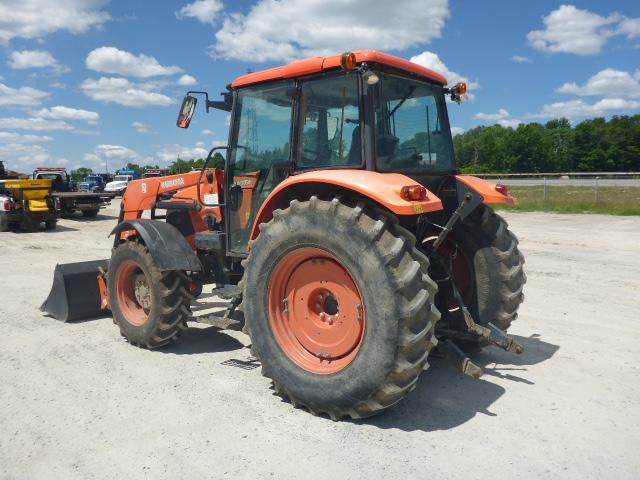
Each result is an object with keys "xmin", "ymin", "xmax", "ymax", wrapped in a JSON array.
[
  {"xmin": 361, "ymin": 333, "xmax": 559, "ymax": 432},
  {"xmin": 161, "ymin": 325, "xmax": 245, "ymax": 355},
  {"xmin": 62, "ymin": 212, "xmax": 119, "ymax": 222},
  {"xmin": 6, "ymin": 224, "xmax": 79, "ymax": 233}
]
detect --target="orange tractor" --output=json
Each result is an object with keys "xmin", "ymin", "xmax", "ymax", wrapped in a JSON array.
[{"xmin": 42, "ymin": 51, "xmax": 526, "ymax": 419}]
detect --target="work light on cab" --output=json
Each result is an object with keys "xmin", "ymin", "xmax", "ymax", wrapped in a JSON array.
[
  {"xmin": 401, "ymin": 185, "xmax": 428, "ymax": 201},
  {"xmin": 340, "ymin": 52, "xmax": 357, "ymax": 71}
]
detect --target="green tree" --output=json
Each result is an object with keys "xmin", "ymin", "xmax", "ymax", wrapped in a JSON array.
[{"xmin": 71, "ymin": 167, "xmax": 93, "ymax": 182}]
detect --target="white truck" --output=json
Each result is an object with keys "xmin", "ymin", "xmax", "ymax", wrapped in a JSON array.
[{"xmin": 105, "ymin": 174, "xmax": 135, "ymax": 196}]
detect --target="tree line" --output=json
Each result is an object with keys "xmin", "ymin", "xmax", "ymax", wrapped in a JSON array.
[
  {"xmin": 69, "ymin": 115, "xmax": 639, "ymax": 180},
  {"xmin": 453, "ymin": 115, "xmax": 640, "ymax": 173}
]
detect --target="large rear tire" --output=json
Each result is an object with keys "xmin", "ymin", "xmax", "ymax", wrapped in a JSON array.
[
  {"xmin": 242, "ymin": 196, "xmax": 440, "ymax": 419},
  {"xmin": 82, "ymin": 209, "xmax": 99, "ymax": 218},
  {"xmin": 107, "ymin": 241, "xmax": 192, "ymax": 348},
  {"xmin": 426, "ymin": 204, "xmax": 525, "ymax": 331}
]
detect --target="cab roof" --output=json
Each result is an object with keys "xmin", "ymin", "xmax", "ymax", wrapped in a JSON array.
[{"xmin": 231, "ymin": 50, "xmax": 448, "ymax": 88}]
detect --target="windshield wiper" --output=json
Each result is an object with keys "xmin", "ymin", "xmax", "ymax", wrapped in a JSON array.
[{"xmin": 387, "ymin": 86, "xmax": 416, "ymax": 119}]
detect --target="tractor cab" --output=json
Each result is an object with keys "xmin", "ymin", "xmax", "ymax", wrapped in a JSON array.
[{"xmin": 178, "ymin": 51, "xmax": 471, "ymax": 254}]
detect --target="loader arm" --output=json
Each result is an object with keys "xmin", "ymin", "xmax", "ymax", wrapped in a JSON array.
[{"xmin": 120, "ymin": 170, "xmax": 210, "ymax": 220}]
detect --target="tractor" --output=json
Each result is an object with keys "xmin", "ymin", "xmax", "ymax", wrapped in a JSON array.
[{"xmin": 42, "ymin": 51, "xmax": 526, "ymax": 419}]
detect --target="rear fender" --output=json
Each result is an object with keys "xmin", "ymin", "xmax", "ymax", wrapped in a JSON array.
[
  {"xmin": 110, "ymin": 219, "xmax": 202, "ymax": 271},
  {"xmin": 455, "ymin": 175, "xmax": 516, "ymax": 205},
  {"xmin": 250, "ymin": 169, "xmax": 443, "ymax": 240}
]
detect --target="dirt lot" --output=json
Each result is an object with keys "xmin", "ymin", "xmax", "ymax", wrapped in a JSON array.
[{"xmin": 1, "ymin": 202, "xmax": 639, "ymax": 479}]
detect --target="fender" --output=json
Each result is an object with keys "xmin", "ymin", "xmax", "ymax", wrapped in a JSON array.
[
  {"xmin": 110, "ymin": 219, "xmax": 202, "ymax": 271},
  {"xmin": 251, "ymin": 169, "xmax": 443, "ymax": 240},
  {"xmin": 455, "ymin": 175, "xmax": 516, "ymax": 205}
]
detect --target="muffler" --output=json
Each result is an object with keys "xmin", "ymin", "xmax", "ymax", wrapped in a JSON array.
[{"xmin": 40, "ymin": 259, "xmax": 109, "ymax": 322}]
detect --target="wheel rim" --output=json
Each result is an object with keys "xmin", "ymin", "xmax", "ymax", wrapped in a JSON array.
[
  {"xmin": 116, "ymin": 260, "xmax": 152, "ymax": 326},
  {"xmin": 267, "ymin": 247, "xmax": 366, "ymax": 374}
]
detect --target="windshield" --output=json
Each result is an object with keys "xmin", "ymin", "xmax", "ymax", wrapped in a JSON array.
[
  {"xmin": 375, "ymin": 73, "xmax": 455, "ymax": 172},
  {"xmin": 86, "ymin": 176, "xmax": 101, "ymax": 182},
  {"xmin": 37, "ymin": 173, "xmax": 62, "ymax": 180},
  {"xmin": 114, "ymin": 176, "xmax": 130, "ymax": 182}
]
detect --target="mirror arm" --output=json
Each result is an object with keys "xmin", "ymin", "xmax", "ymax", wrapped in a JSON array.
[{"xmin": 187, "ymin": 91, "xmax": 211, "ymax": 112}]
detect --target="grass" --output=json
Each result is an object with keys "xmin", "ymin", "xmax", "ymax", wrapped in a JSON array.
[{"xmin": 495, "ymin": 186, "xmax": 640, "ymax": 215}]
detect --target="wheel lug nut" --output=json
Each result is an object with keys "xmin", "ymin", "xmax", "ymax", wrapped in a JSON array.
[{"xmin": 320, "ymin": 312, "xmax": 326, "ymax": 320}]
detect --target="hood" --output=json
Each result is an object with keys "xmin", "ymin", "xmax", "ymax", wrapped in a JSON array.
[{"xmin": 106, "ymin": 181, "xmax": 128, "ymax": 189}]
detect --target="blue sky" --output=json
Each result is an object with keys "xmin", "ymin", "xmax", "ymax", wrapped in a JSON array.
[{"xmin": 0, "ymin": 0, "xmax": 639, "ymax": 174}]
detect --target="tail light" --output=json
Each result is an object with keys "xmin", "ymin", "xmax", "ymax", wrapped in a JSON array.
[
  {"xmin": 3, "ymin": 199, "xmax": 12, "ymax": 211},
  {"xmin": 400, "ymin": 185, "xmax": 428, "ymax": 201},
  {"xmin": 54, "ymin": 197, "xmax": 61, "ymax": 210},
  {"xmin": 495, "ymin": 183, "xmax": 509, "ymax": 195}
]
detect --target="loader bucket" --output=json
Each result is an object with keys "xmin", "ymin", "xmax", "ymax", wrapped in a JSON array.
[{"xmin": 40, "ymin": 259, "xmax": 109, "ymax": 322}]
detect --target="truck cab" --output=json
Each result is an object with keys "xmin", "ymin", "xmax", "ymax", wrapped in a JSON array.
[
  {"xmin": 78, "ymin": 175, "xmax": 105, "ymax": 192},
  {"xmin": 33, "ymin": 167, "xmax": 72, "ymax": 192},
  {"xmin": 105, "ymin": 170, "xmax": 139, "ymax": 196}
]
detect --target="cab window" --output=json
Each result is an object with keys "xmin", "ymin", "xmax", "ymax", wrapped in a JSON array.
[{"xmin": 297, "ymin": 73, "xmax": 361, "ymax": 168}]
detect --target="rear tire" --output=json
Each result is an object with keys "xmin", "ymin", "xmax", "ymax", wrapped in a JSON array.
[
  {"xmin": 108, "ymin": 241, "xmax": 192, "ymax": 348},
  {"xmin": 427, "ymin": 205, "xmax": 525, "ymax": 331},
  {"xmin": 242, "ymin": 196, "xmax": 440, "ymax": 419},
  {"xmin": 82, "ymin": 209, "xmax": 99, "ymax": 218},
  {"xmin": 45, "ymin": 219, "xmax": 57, "ymax": 230}
]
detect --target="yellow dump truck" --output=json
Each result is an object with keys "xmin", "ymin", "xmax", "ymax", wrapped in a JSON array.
[{"xmin": 0, "ymin": 178, "xmax": 59, "ymax": 231}]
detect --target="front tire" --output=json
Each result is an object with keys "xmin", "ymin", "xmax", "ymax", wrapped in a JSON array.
[
  {"xmin": 108, "ymin": 241, "xmax": 192, "ymax": 348},
  {"xmin": 242, "ymin": 196, "xmax": 440, "ymax": 419}
]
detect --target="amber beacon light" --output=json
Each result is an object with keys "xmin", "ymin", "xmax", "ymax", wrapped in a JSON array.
[{"xmin": 340, "ymin": 52, "xmax": 357, "ymax": 71}]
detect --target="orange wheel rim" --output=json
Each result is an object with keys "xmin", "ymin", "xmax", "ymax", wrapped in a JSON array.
[
  {"xmin": 267, "ymin": 247, "xmax": 366, "ymax": 374},
  {"xmin": 116, "ymin": 260, "xmax": 151, "ymax": 326}
]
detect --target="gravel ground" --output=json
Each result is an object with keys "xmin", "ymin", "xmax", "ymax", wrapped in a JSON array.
[{"xmin": 1, "ymin": 202, "xmax": 639, "ymax": 479}]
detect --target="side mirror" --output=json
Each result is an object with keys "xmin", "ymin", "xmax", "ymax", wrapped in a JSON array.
[{"xmin": 177, "ymin": 95, "xmax": 197, "ymax": 129}]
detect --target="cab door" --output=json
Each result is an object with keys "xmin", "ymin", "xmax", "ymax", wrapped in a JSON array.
[{"xmin": 226, "ymin": 81, "xmax": 295, "ymax": 255}]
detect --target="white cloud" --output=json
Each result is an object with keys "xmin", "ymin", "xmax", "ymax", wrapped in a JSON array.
[
  {"xmin": 618, "ymin": 17, "xmax": 640, "ymax": 39},
  {"xmin": 511, "ymin": 55, "xmax": 532, "ymax": 63},
  {"xmin": 529, "ymin": 98, "xmax": 640, "ymax": 120},
  {"xmin": 0, "ymin": 131, "xmax": 53, "ymax": 142},
  {"xmin": 0, "ymin": 83, "xmax": 49, "ymax": 107},
  {"xmin": 527, "ymin": 5, "xmax": 640, "ymax": 55},
  {"xmin": 474, "ymin": 108, "xmax": 522, "ymax": 128},
  {"xmin": 176, "ymin": 0, "xmax": 223, "ymax": 24},
  {"xmin": 86, "ymin": 47, "xmax": 183, "ymax": 78},
  {"xmin": 0, "ymin": 0, "xmax": 110, "ymax": 44},
  {"xmin": 450, "ymin": 126, "xmax": 465, "ymax": 136},
  {"xmin": 475, "ymin": 108, "xmax": 511, "ymax": 121},
  {"xmin": 132, "ymin": 121, "xmax": 157, "ymax": 134},
  {"xmin": 32, "ymin": 106, "xmax": 100, "ymax": 123},
  {"xmin": 201, "ymin": 129, "xmax": 214, "ymax": 135},
  {"xmin": 81, "ymin": 77, "xmax": 174, "ymax": 107},
  {"xmin": 0, "ymin": 142, "xmax": 51, "ymax": 169},
  {"xmin": 557, "ymin": 69, "xmax": 640, "ymax": 98},
  {"xmin": 0, "ymin": 117, "xmax": 73, "ymax": 131},
  {"xmin": 177, "ymin": 74, "xmax": 198, "ymax": 86},
  {"xmin": 212, "ymin": 0, "xmax": 449, "ymax": 62},
  {"xmin": 156, "ymin": 144, "xmax": 209, "ymax": 162},
  {"xmin": 84, "ymin": 144, "xmax": 140, "ymax": 170},
  {"xmin": 497, "ymin": 119, "xmax": 522, "ymax": 129},
  {"xmin": 8, "ymin": 50, "xmax": 67, "ymax": 72},
  {"xmin": 409, "ymin": 51, "xmax": 479, "ymax": 98}
]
